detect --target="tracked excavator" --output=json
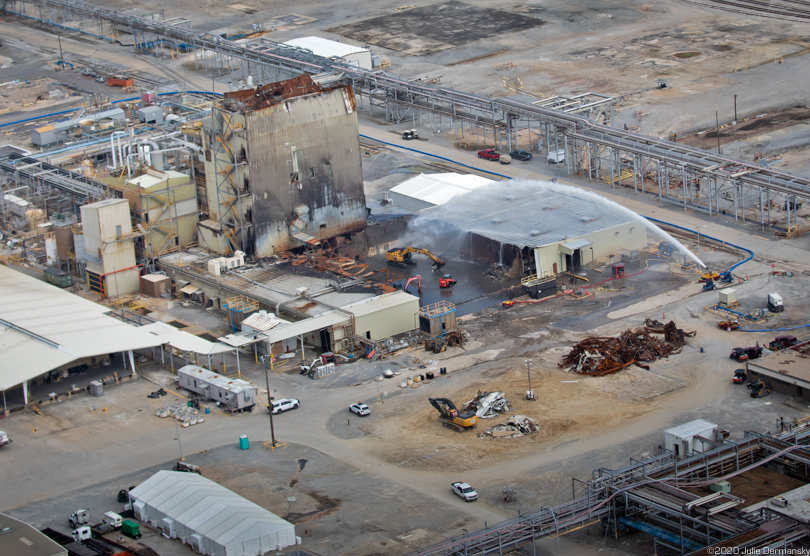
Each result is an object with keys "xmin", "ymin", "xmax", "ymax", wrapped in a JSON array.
[
  {"xmin": 386, "ymin": 247, "xmax": 446, "ymax": 268},
  {"xmin": 429, "ymin": 397, "xmax": 478, "ymax": 431}
]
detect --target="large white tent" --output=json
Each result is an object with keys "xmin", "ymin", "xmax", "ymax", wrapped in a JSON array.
[
  {"xmin": 0, "ymin": 265, "xmax": 163, "ymax": 401},
  {"xmin": 129, "ymin": 470, "xmax": 297, "ymax": 556}
]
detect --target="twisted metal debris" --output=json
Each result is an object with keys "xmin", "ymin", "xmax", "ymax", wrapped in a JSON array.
[{"xmin": 559, "ymin": 325, "xmax": 688, "ymax": 376}]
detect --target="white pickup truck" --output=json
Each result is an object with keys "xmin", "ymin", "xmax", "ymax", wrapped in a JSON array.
[{"xmin": 451, "ymin": 482, "xmax": 478, "ymax": 502}]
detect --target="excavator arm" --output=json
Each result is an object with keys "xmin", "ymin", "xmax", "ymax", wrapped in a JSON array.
[{"xmin": 386, "ymin": 247, "xmax": 446, "ymax": 268}]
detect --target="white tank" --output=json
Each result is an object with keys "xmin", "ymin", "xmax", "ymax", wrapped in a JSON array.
[{"xmin": 45, "ymin": 233, "xmax": 59, "ymax": 266}]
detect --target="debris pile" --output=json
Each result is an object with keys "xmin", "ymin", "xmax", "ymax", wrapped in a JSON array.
[
  {"xmin": 463, "ymin": 390, "xmax": 510, "ymax": 419},
  {"xmin": 560, "ymin": 327, "xmax": 684, "ymax": 376},
  {"xmin": 155, "ymin": 405, "xmax": 205, "ymax": 427},
  {"xmin": 484, "ymin": 264, "xmax": 507, "ymax": 281},
  {"xmin": 479, "ymin": 415, "xmax": 539, "ymax": 438},
  {"xmin": 644, "ymin": 318, "xmax": 696, "ymax": 346}
]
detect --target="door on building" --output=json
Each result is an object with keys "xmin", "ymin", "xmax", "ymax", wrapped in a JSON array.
[
  {"xmin": 87, "ymin": 270, "xmax": 104, "ymax": 295},
  {"xmin": 319, "ymin": 329, "xmax": 332, "ymax": 352}
]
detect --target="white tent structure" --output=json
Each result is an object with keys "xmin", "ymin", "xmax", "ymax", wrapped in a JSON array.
[{"xmin": 129, "ymin": 470, "xmax": 296, "ymax": 556}]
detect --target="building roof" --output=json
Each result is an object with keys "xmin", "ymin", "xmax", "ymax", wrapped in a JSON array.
[
  {"xmin": 241, "ymin": 311, "xmax": 290, "ymax": 332},
  {"xmin": 748, "ymin": 343, "xmax": 810, "ymax": 385},
  {"xmin": 389, "ymin": 173, "xmax": 494, "ymax": 209},
  {"xmin": 127, "ymin": 170, "xmax": 188, "ymax": 190},
  {"xmin": 129, "ymin": 470, "xmax": 294, "ymax": 549},
  {"xmin": 343, "ymin": 290, "xmax": 419, "ymax": 317},
  {"xmin": 0, "ymin": 513, "xmax": 67, "ymax": 556},
  {"xmin": 665, "ymin": 419, "xmax": 717, "ymax": 439},
  {"xmin": 283, "ymin": 36, "xmax": 367, "ymax": 58},
  {"xmin": 414, "ymin": 179, "xmax": 638, "ymax": 249},
  {"xmin": 261, "ymin": 311, "xmax": 349, "ymax": 344},
  {"xmin": 177, "ymin": 365, "xmax": 257, "ymax": 394},
  {"xmin": 139, "ymin": 322, "xmax": 233, "ymax": 356},
  {"xmin": 0, "ymin": 265, "xmax": 164, "ymax": 390}
]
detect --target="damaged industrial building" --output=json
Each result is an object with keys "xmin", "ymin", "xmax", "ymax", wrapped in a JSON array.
[{"xmin": 199, "ymin": 75, "xmax": 367, "ymax": 257}]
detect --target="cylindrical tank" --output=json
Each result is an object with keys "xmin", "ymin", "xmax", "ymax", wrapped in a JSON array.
[
  {"xmin": 55, "ymin": 225, "xmax": 74, "ymax": 260},
  {"xmin": 45, "ymin": 233, "xmax": 58, "ymax": 266}
]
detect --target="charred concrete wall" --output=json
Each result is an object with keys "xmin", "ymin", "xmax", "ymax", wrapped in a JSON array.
[{"xmin": 202, "ymin": 76, "xmax": 366, "ymax": 257}]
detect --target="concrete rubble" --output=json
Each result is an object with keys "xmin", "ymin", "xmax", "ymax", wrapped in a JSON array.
[
  {"xmin": 479, "ymin": 415, "xmax": 539, "ymax": 438},
  {"xmin": 464, "ymin": 390, "xmax": 510, "ymax": 419}
]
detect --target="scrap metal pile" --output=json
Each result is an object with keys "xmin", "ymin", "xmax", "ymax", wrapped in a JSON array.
[
  {"xmin": 479, "ymin": 415, "xmax": 539, "ymax": 439},
  {"xmin": 644, "ymin": 318, "xmax": 696, "ymax": 346},
  {"xmin": 463, "ymin": 390, "xmax": 510, "ymax": 419},
  {"xmin": 560, "ymin": 322, "xmax": 692, "ymax": 376}
]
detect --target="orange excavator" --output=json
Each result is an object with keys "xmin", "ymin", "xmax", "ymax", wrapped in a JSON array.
[{"xmin": 393, "ymin": 274, "xmax": 422, "ymax": 294}]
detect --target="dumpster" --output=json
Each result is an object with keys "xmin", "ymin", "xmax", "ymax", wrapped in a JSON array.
[{"xmin": 239, "ymin": 434, "xmax": 249, "ymax": 450}]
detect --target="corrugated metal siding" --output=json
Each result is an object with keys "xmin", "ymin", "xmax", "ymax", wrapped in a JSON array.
[
  {"xmin": 247, "ymin": 87, "xmax": 366, "ymax": 257},
  {"xmin": 352, "ymin": 294, "xmax": 419, "ymax": 340}
]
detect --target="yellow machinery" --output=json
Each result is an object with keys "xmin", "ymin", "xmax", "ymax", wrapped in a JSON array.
[
  {"xmin": 429, "ymin": 398, "xmax": 477, "ymax": 431},
  {"xmin": 386, "ymin": 247, "xmax": 445, "ymax": 268}
]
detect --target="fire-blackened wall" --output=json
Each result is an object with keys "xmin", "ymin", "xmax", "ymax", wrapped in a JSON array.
[{"xmin": 202, "ymin": 76, "xmax": 367, "ymax": 257}]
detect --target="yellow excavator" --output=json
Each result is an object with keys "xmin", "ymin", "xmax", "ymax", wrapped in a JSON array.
[
  {"xmin": 386, "ymin": 247, "xmax": 445, "ymax": 268},
  {"xmin": 429, "ymin": 397, "xmax": 478, "ymax": 431}
]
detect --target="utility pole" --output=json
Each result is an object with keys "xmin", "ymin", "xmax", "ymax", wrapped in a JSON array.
[
  {"xmin": 174, "ymin": 416, "xmax": 184, "ymax": 461},
  {"xmin": 734, "ymin": 94, "xmax": 738, "ymax": 123},
  {"xmin": 715, "ymin": 111, "xmax": 721, "ymax": 154},
  {"xmin": 260, "ymin": 355, "xmax": 276, "ymax": 447},
  {"xmin": 57, "ymin": 35, "xmax": 64, "ymax": 70},
  {"xmin": 524, "ymin": 359, "xmax": 534, "ymax": 401}
]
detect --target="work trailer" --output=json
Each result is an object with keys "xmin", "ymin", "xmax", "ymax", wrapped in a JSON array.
[{"xmin": 177, "ymin": 365, "xmax": 257, "ymax": 413}]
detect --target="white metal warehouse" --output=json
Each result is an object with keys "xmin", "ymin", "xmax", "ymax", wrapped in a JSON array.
[{"xmin": 129, "ymin": 470, "xmax": 296, "ymax": 556}]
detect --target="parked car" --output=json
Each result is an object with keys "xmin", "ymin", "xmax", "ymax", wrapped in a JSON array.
[
  {"xmin": 729, "ymin": 347, "xmax": 749, "ymax": 362},
  {"xmin": 477, "ymin": 148, "xmax": 500, "ymax": 161},
  {"xmin": 510, "ymin": 149, "xmax": 532, "ymax": 161},
  {"xmin": 350, "ymin": 402, "xmax": 371, "ymax": 416},
  {"xmin": 269, "ymin": 398, "xmax": 299, "ymax": 414},
  {"xmin": 744, "ymin": 346, "xmax": 764, "ymax": 360},
  {"xmin": 733, "ymin": 369, "xmax": 746, "ymax": 384},
  {"xmin": 770, "ymin": 335, "xmax": 800, "ymax": 350}
]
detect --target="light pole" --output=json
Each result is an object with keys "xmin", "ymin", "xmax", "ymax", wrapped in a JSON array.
[
  {"xmin": 524, "ymin": 359, "xmax": 534, "ymax": 401},
  {"xmin": 733, "ymin": 94, "xmax": 738, "ymax": 123},
  {"xmin": 174, "ymin": 416, "xmax": 184, "ymax": 461},
  {"xmin": 260, "ymin": 355, "xmax": 277, "ymax": 447},
  {"xmin": 695, "ymin": 225, "xmax": 707, "ymax": 253}
]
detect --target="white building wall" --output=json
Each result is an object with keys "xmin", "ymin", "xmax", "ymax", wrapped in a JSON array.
[
  {"xmin": 353, "ymin": 296, "xmax": 420, "ymax": 340},
  {"xmin": 344, "ymin": 50, "xmax": 372, "ymax": 70},
  {"xmin": 533, "ymin": 222, "xmax": 648, "ymax": 276}
]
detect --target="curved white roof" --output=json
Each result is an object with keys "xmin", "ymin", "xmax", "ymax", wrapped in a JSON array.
[{"xmin": 129, "ymin": 470, "xmax": 295, "ymax": 552}]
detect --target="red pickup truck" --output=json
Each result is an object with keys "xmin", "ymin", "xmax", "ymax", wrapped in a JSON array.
[{"xmin": 477, "ymin": 148, "xmax": 500, "ymax": 161}]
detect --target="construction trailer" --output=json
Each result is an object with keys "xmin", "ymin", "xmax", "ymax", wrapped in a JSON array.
[
  {"xmin": 177, "ymin": 365, "xmax": 257, "ymax": 412},
  {"xmin": 663, "ymin": 419, "xmax": 718, "ymax": 458}
]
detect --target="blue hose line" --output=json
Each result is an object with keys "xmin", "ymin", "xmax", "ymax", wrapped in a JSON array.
[
  {"xmin": 643, "ymin": 217, "xmax": 755, "ymax": 272},
  {"xmin": 738, "ymin": 324, "xmax": 810, "ymax": 333},
  {"xmin": 0, "ymin": 92, "xmax": 221, "ymax": 129}
]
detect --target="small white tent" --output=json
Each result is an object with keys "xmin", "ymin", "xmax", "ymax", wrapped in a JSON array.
[{"xmin": 129, "ymin": 470, "xmax": 296, "ymax": 556}]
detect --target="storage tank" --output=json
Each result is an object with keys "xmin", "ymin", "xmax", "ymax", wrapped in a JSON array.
[
  {"xmin": 55, "ymin": 224, "xmax": 75, "ymax": 261},
  {"xmin": 45, "ymin": 232, "xmax": 58, "ymax": 266}
]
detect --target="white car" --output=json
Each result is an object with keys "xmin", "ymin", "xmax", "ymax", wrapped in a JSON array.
[
  {"xmin": 269, "ymin": 398, "xmax": 299, "ymax": 414},
  {"xmin": 350, "ymin": 403, "xmax": 370, "ymax": 416}
]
